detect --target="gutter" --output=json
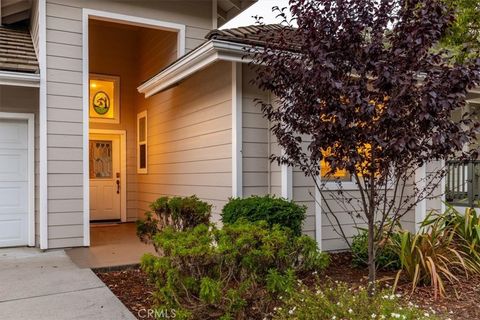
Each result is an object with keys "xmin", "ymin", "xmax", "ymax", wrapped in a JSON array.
[
  {"xmin": 0, "ymin": 71, "xmax": 40, "ymax": 88},
  {"xmin": 137, "ymin": 39, "xmax": 252, "ymax": 98}
]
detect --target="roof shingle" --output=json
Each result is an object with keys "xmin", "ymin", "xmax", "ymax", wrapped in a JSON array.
[
  {"xmin": 0, "ymin": 27, "xmax": 39, "ymax": 73},
  {"xmin": 206, "ymin": 24, "xmax": 289, "ymax": 47}
]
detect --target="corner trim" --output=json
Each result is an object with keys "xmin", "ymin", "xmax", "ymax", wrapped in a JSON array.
[
  {"xmin": 38, "ymin": 0, "xmax": 48, "ymax": 250},
  {"xmin": 281, "ymin": 161, "xmax": 292, "ymax": 199},
  {"xmin": 315, "ymin": 176, "xmax": 322, "ymax": 250},
  {"xmin": 82, "ymin": 8, "xmax": 90, "ymax": 246},
  {"xmin": 415, "ymin": 165, "xmax": 427, "ymax": 232},
  {"xmin": 232, "ymin": 62, "xmax": 243, "ymax": 198}
]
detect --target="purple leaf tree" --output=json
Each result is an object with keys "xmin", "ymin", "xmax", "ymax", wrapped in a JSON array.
[{"xmin": 249, "ymin": 0, "xmax": 480, "ymax": 294}]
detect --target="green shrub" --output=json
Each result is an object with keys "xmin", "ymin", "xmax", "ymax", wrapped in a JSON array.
[
  {"xmin": 141, "ymin": 220, "xmax": 329, "ymax": 319},
  {"xmin": 221, "ymin": 195, "xmax": 306, "ymax": 236},
  {"xmin": 136, "ymin": 195, "xmax": 211, "ymax": 249},
  {"xmin": 351, "ymin": 228, "xmax": 401, "ymax": 270},
  {"xmin": 273, "ymin": 282, "xmax": 437, "ymax": 320}
]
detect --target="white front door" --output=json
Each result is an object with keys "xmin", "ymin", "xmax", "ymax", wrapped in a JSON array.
[
  {"xmin": 0, "ymin": 119, "xmax": 29, "ymax": 247},
  {"xmin": 89, "ymin": 134, "xmax": 121, "ymax": 221}
]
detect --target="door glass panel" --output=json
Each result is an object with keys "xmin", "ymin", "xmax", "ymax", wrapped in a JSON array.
[{"xmin": 90, "ymin": 140, "xmax": 112, "ymax": 179}]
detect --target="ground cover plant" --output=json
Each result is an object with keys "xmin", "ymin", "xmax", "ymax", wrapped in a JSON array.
[{"xmin": 273, "ymin": 282, "xmax": 437, "ymax": 320}]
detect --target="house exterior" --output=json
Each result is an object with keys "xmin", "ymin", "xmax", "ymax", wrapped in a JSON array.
[{"xmin": 0, "ymin": 0, "xmax": 477, "ymax": 252}]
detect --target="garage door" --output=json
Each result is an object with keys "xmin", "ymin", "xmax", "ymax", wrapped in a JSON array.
[{"xmin": 0, "ymin": 119, "xmax": 29, "ymax": 247}]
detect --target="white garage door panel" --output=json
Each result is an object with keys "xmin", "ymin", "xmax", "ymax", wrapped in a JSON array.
[
  {"xmin": 0, "ymin": 183, "xmax": 28, "ymax": 213},
  {"xmin": 0, "ymin": 150, "xmax": 28, "ymax": 181},
  {"xmin": 0, "ymin": 216, "xmax": 27, "ymax": 246},
  {"xmin": 0, "ymin": 118, "xmax": 29, "ymax": 247},
  {"xmin": 0, "ymin": 120, "xmax": 28, "ymax": 149}
]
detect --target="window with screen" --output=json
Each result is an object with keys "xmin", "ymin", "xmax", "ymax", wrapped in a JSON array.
[{"xmin": 137, "ymin": 111, "xmax": 147, "ymax": 174}]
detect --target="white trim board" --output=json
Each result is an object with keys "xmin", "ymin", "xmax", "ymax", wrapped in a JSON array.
[
  {"xmin": 315, "ymin": 176, "xmax": 322, "ymax": 250},
  {"xmin": 82, "ymin": 9, "xmax": 186, "ymax": 246},
  {"xmin": 138, "ymin": 39, "xmax": 250, "ymax": 97},
  {"xmin": 83, "ymin": 8, "xmax": 186, "ymax": 57},
  {"xmin": 281, "ymin": 164, "xmax": 292, "ymax": 199},
  {"xmin": 0, "ymin": 112, "xmax": 35, "ymax": 247},
  {"xmin": 0, "ymin": 71, "xmax": 40, "ymax": 88},
  {"xmin": 89, "ymin": 129, "xmax": 127, "ymax": 223},
  {"xmin": 136, "ymin": 110, "xmax": 148, "ymax": 174},
  {"xmin": 231, "ymin": 62, "xmax": 243, "ymax": 198},
  {"xmin": 38, "ymin": 0, "xmax": 48, "ymax": 250},
  {"xmin": 415, "ymin": 165, "xmax": 427, "ymax": 232}
]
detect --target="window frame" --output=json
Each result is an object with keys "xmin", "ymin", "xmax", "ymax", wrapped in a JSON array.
[
  {"xmin": 89, "ymin": 74, "xmax": 120, "ymax": 124},
  {"xmin": 137, "ymin": 110, "xmax": 148, "ymax": 174}
]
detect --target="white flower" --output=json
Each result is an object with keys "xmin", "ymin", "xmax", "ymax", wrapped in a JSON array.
[
  {"xmin": 371, "ymin": 313, "xmax": 377, "ymax": 319},
  {"xmin": 288, "ymin": 307, "xmax": 296, "ymax": 315},
  {"xmin": 391, "ymin": 313, "xmax": 401, "ymax": 318},
  {"xmin": 424, "ymin": 313, "xmax": 430, "ymax": 317},
  {"xmin": 348, "ymin": 309, "xmax": 353, "ymax": 314},
  {"xmin": 332, "ymin": 316, "xmax": 336, "ymax": 320}
]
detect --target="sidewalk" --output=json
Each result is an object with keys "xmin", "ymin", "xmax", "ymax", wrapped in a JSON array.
[{"xmin": 0, "ymin": 248, "xmax": 136, "ymax": 320}]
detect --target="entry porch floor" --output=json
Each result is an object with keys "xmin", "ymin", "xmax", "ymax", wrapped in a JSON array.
[{"xmin": 66, "ymin": 223, "xmax": 156, "ymax": 269}]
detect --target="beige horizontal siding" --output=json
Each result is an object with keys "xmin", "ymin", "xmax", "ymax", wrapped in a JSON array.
[
  {"xmin": 241, "ymin": 65, "xmax": 272, "ymax": 197},
  {"xmin": 136, "ymin": 61, "xmax": 232, "ymax": 222}
]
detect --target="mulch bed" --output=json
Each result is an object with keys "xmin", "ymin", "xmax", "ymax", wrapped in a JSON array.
[
  {"xmin": 95, "ymin": 266, "xmax": 155, "ymax": 318},
  {"xmin": 95, "ymin": 253, "xmax": 480, "ymax": 320}
]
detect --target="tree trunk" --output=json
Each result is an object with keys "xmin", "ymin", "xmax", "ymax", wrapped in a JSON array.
[{"xmin": 367, "ymin": 218, "xmax": 376, "ymax": 296}]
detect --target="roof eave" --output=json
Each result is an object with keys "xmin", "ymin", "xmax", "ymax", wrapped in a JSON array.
[
  {"xmin": 137, "ymin": 39, "xmax": 251, "ymax": 98},
  {"xmin": 0, "ymin": 70, "xmax": 40, "ymax": 88}
]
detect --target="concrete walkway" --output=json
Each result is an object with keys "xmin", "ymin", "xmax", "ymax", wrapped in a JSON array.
[
  {"xmin": 66, "ymin": 223, "xmax": 156, "ymax": 269},
  {"xmin": 0, "ymin": 248, "xmax": 136, "ymax": 320}
]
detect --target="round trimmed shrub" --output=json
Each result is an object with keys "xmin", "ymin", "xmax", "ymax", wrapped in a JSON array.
[{"xmin": 221, "ymin": 195, "xmax": 307, "ymax": 236}]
